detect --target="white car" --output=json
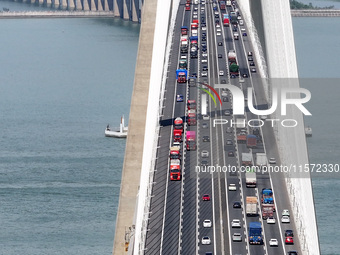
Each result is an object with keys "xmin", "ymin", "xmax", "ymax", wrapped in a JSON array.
[
  {"xmin": 201, "ymin": 71, "xmax": 208, "ymax": 77},
  {"xmin": 202, "ymin": 26, "xmax": 207, "ymax": 31},
  {"xmin": 269, "ymin": 158, "xmax": 276, "ymax": 164},
  {"xmin": 269, "ymin": 238, "xmax": 279, "ymax": 247},
  {"xmin": 202, "ymin": 236, "xmax": 211, "ymax": 245},
  {"xmin": 219, "ymin": 70, "xmax": 224, "ymax": 76},
  {"xmin": 221, "ymin": 90, "xmax": 228, "ymax": 97},
  {"xmin": 232, "ymin": 233, "xmax": 242, "ymax": 242},
  {"xmin": 216, "ymin": 32, "xmax": 221, "ymax": 36},
  {"xmin": 228, "ymin": 183, "xmax": 236, "ymax": 191},
  {"xmin": 202, "ymin": 59, "xmax": 207, "ymax": 63},
  {"xmin": 203, "ymin": 219, "xmax": 212, "ymax": 228},
  {"xmin": 202, "ymin": 52, "xmax": 208, "ymax": 57},
  {"xmin": 260, "ymin": 115, "xmax": 267, "ymax": 120},
  {"xmin": 281, "ymin": 215, "xmax": 290, "ymax": 223},
  {"xmin": 231, "ymin": 219, "xmax": 241, "ymax": 228},
  {"xmin": 282, "ymin": 209, "xmax": 290, "ymax": 217},
  {"xmin": 267, "ymin": 217, "xmax": 276, "ymax": 224},
  {"xmin": 201, "ymin": 150, "xmax": 209, "ymax": 158},
  {"xmin": 193, "ymin": 14, "xmax": 198, "ymax": 19},
  {"xmin": 203, "ymin": 114, "xmax": 210, "ymax": 120},
  {"xmin": 216, "ymin": 28, "xmax": 221, "ymax": 32},
  {"xmin": 216, "ymin": 24, "xmax": 221, "ymax": 28}
]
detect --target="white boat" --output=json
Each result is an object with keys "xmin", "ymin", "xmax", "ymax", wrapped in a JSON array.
[
  {"xmin": 105, "ymin": 116, "xmax": 128, "ymax": 138},
  {"xmin": 305, "ymin": 126, "xmax": 312, "ymax": 137}
]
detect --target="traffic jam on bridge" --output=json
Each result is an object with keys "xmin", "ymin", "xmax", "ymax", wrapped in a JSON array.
[{"xmin": 145, "ymin": 0, "xmax": 301, "ymax": 255}]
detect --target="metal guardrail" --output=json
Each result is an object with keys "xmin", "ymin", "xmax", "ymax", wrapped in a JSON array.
[{"xmin": 291, "ymin": 9, "xmax": 340, "ymax": 17}]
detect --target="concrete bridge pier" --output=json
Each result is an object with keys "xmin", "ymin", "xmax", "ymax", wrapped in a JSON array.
[
  {"xmin": 83, "ymin": 0, "xmax": 90, "ymax": 11},
  {"xmin": 75, "ymin": 0, "xmax": 82, "ymax": 10},
  {"xmin": 97, "ymin": 0, "xmax": 103, "ymax": 11},
  {"xmin": 67, "ymin": 0, "xmax": 75, "ymax": 10}
]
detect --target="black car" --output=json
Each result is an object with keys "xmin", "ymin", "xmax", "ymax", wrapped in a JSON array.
[
  {"xmin": 233, "ymin": 27, "xmax": 237, "ymax": 32},
  {"xmin": 201, "ymin": 42, "xmax": 207, "ymax": 47},
  {"xmin": 248, "ymin": 56, "xmax": 253, "ymax": 61},
  {"xmin": 226, "ymin": 139, "xmax": 233, "ymax": 145},
  {"xmin": 203, "ymin": 136, "xmax": 210, "ymax": 142},
  {"xmin": 201, "ymin": 17, "xmax": 205, "ymax": 22},
  {"xmin": 285, "ymin": 230, "xmax": 294, "ymax": 237},
  {"xmin": 230, "ymin": 74, "xmax": 236, "ymax": 79},
  {"xmin": 202, "ymin": 37, "xmax": 206, "ymax": 41},
  {"xmin": 242, "ymin": 73, "xmax": 248, "ymax": 78},
  {"xmin": 191, "ymin": 72, "xmax": 197, "ymax": 78},
  {"xmin": 221, "ymin": 79, "xmax": 227, "ymax": 84},
  {"xmin": 223, "ymin": 97, "xmax": 228, "ymax": 102},
  {"xmin": 218, "ymin": 42, "xmax": 223, "ymax": 46},
  {"xmin": 250, "ymin": 62, "xmax": 255, "ymax": 66},
  {"xmin": 202, "ymin": 32, "xmax": 206, "ymax": 37},
  {"xmin": 287, "ymin": 252, "xmax": 298, "ymax": 255},
  {"xmin": 228, "ymin": 151, "xmax": 234, "ymax": 157},
  {"xmin": 233, "ymin": 201, "xmax": 241, "ymax": 208},
  {"xmin": 202, "ymin": 65, "xmax": 208, "ymax": 71},
  {"xmin": 218, "ymin": 54, "xmax": 222, "ymax": 58},
  {"xmin": 201, "ymin": 160, "xmax": 209, "ymax": 166},
  {"xmin": 215, "ymin": 19, "xmax": 220, "ymax": 24},
  {"xmin": 215, "ymin": 14, "xmax": 219, "ymax": 18}
]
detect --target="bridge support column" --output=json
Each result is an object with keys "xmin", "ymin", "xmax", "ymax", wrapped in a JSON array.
[
  {"xmin": 123, "ymin": 0, "xmax": 130, "ymax": 20},
  {"xmin": 68, "ymin": 0, "xmax": 75, "ymax": 10},
  {"xmin": 97, "ymin": 0, "xmax": 103, "ymax": 11},
  {"xmin": 83, "ymin": 0, "xmax": 90, "ymax": 10},
  {"xmin": 75, "ymin": 0, "xmax": 82, "ymax": 10},
  {"xmin": 113, "ymin": 0, "xmax": 122, "ymax": 17}
]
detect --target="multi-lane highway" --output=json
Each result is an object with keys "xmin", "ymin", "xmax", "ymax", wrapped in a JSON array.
[{"xmin": 144, "ymin": 1, "xmax": 302, "ymax": 254}]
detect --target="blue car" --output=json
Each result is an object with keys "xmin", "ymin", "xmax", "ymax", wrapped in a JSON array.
[{"xmin": 176, "ymin": 94, "xmax": 184, "ymax": 102}]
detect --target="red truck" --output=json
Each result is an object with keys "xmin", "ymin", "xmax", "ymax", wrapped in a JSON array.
[
  {"xmin": 185, "ymin": 3, "xmax": 190, "ymax": 10},
  {"xmin": 237, "ymin": 132, "xmax": 247, "ymax": 143},
  {"xmin": 191, "ymin": 22, "xmax": 198, "ymax": 30},
  {"xmin": 187, "ymin": 110, "xmax": 197, "ymax": 126},
  {"xmin": 181, "ymin": 26, "xmax": 188, "ymax": 35},
  {"xmin": 187, "ymin": 99, "xmax": 196, "ymax": 110},
  {"xmin": 174, "ymin": 117, "xmax": 183, "ymax": 131},
  {"xmin": 246, "ymin": 134, "xmax": 257, "ymax": 148},
  {"xmin": 176, "ymin": 69, "xmax": 188, "ymax": 83},
  {"xmin": 173, "ymin": 117, "xmax": 183, "ymax": 142},
  {"xmin": 186, "ymin": 131, "xmax": 196, "ymax": 151},
  {"xmin": 170, "ymin": 159, "xmax": 181, "ymax": 180}
]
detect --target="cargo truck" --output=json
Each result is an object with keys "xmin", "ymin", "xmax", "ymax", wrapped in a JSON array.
[
  {"xmin": 223, "ymin": 13, "xmax": 230, "ymax": 27},
  {"xmin": 179, "ymin": 58, "xmax": 187, "ymax": 69},
  {"xmin": 248, "ymin": 222, "xmax": 263, "ymax": 244},
  {"xmin": 220, "ymin": 0, "xmax": 226, "ymax": 10},
  {"xmin": 241, "ymin": 152, "xmax": 252, "ymax": 166},
  {"xmin": 186, "ymin": 131, "xmax": 196, "ymax": 151},
  {"xmin": 256, "ymin": 153, "xmax": 267, "ymax": 168},
  {"xmin": 245, "ymin": 167, "xmax": 256, "ymax": 187},
  {"xmin": 187, "ymin": 100, "xmax": 196, "ymax": 110},
  {"xmin": 262, "ymin": 204, "xmax": 274, "ymax": 219},
  {"xmin": 174, "ymin": 117, "xmax": 183, "ymax": 131},
  {"xmin": 230, "ymin": 11, "xmax": 238, "ymax": 24},
  {"xmin": 170, "ymin": 159, "xmax": 181, "ymax": 181},
  {"xmin": 246, "ymin": 134, "xmax": 257, "ymax": 148},
  {"xmin": 176, "ymin": 69, "xmax": 188, "ymax": 83},
  {"xmin": 235, "ymin": 118, "xmax": 246, "ymax": 129},
  {"xmin": 227, "ymin": 50, "xmax": 236, "ymax": 62},
  {"xmin": 188, "ymin": 76, "xmax": 196, "ymax": 87},
  {"xmin": 246, "ymin": 196, "xmax": 257, "ymax": 216},
  {"xmin": 187, "ymin": 109, "xmax": 197, "ymax": 126},
  {"xmin": 237, "ymin": 131, "xmax": 247, "ymax": 143},
  {"xmin": 261, "ymin": 188, "xmax": 275, "ymax": 216},
  {"xmin": 181, "ymin": 26, "xmax": 188, "ymax": 35},
  {"xmin": 169, "ymin": 146, "xmax": 181, "ymax": 160},
  {"xmin": 190, "ymin": 36, "xmax": 198, "ymax": 46}
]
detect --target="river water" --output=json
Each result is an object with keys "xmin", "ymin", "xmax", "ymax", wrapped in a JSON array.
[{"xmin": 0, "ymin": 0, "xmax": 338, "ymax": 254}]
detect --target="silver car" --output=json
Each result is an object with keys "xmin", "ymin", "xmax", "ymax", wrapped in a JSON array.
[
  {"xmin": 233, "ymin": 233, "xmax": 242, "ymax": 242},
  {"xmin": 201, "ymin": 150, "xmax": 209, "ymax": 158}
]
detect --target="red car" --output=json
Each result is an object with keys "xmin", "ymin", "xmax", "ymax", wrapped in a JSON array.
[
  {"xmin": 285, "ymin": 237, "xmax": 294, "ymax": 245},
  {"xmin": 202, "ymin": 194, "xmax": 210, "ymax": 201},
  {"xmin": 185, "ymin": 3, "xmax": 190, "ymax": 10}
]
